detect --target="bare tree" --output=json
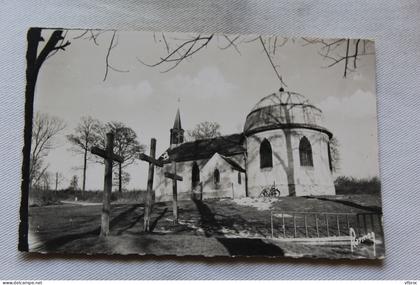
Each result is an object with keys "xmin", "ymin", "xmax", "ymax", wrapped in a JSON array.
[
  {"xmin": 138, "ymin": 34, "xmax": 214, "ymax": 73},
  {"xmin": 30, "ymin": 112, "xmax": 66, "ymax": 190},
  {"xmin": 67, "ymin": 116, "xmax": 102, "ymax": 192},
  {"xmin": 54, "ymin": 172, "xmax": 66, "ymax": 191},
  {"xmin": 138, "ymin": 33, "xmax": 374, "ymax": 82},
  {"xmin": 113, "ymin": 171, "xmax": 131, "ymax": 191},
  {"xmin": 95, "ymin": 121, "xmax": 145, "ymax": 192},
  {"xmin": 187, "ymin": 121, "xmax": 222, "ymax": 140},
  {"xmin": 38, "ymin": 171, "xmax": 53, "ymax": 191},
  {"xmin": 25, "ymin": 29, "xmax": 71, "ymax": 102},
  {"xmin": 21, "ymin": 28, "xmax": 71, "ymax": 250},
  {"xmin": 301, "ymin": 38, "xmax": 374, "ymax": 77},
  {"xmin": 137, "ymin": 34, "xmax": 297, "ymax": 86},
  {"xmin": 69, "ymin": 175, "xmax": 79, "ymax": 190},
  {"xmin": 71, "ymin": 29, "xmax": 128, "ymax": 81}
]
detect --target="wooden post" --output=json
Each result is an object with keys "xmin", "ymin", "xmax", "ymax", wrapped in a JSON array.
[
  {"xmin": 363, "ymin": 214, "xmax": 368, "ymax": 235},
  {"xmin": 138, "ymin": 139, "xmax": 164, "ymax": 232},
  {"xmin": 101, "ymin": 133, "xmax": 114, "ymax": 236},
  {"xmin": 304, "ymin": 214, "xmax": 308, "ymax": 238},
  {"xmin": 325, "ymin": 214, "xmax": 330, "ymax": 237},
  {"xmin": 144, "ymin": 138, "xmax": 157, "ymax": 232},
  {"xmin": 172, "ymin": 161, "xmax": 178, "ymax": 224},
  {"xmin": 370, "ymin": 213, "xmax": 375, "ymax": 232},
  {"xmin": 270, "ymin": 211, "xmax": 274, "ymax": 238},
  {"xmin": 164, "ymin": 160, "xmax": 183, "ymax": 225},
  {"xmin": 232, "ymin": 182, "xmax": 235, "ymax": 199},
  {"xmin": 356, "ymin": 214, "xmax": 361, "ymax": 236},
  {"xmin": 315, "ymin": 214, "xmax": 320, "ymax": 238},
  {"xmin": 90, "ymin": 132, "xmax": 124, "ymax": 237},
  {"xmin": 282, "ymin": 213, "xmax": 286, "ymax": 238},
  {"xmin": 293, "ymin": 213, "xmax": 297, "ymax": 238},
  {"xmin": 378, "ymin": 214, "xmax": 384, "ymax": 238},
  {"xmin": 346, "ymin": 214, "xmax": 350, "ymax": 232},
  {"xmin": 336, "ymin": 215, "xmax": 341, "ymax": 236}
]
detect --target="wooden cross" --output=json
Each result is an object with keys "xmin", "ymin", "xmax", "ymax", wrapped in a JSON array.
[
  {"xmin": 91, "ymin": 132, "xmax": 124, "ymax": 236},
  {"xmin": 139, "ymin": 138, "xmax": 163, "ymax": 232},
  {"xmin": 164, "ymin": 160, "xmax": 183, "ymax": 224}
]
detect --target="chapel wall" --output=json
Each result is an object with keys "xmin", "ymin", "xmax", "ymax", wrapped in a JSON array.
[
  {"xmin": 154, "ymin": 155, "xmax": 247, "ymax": 202},
  {"xmin": 154, "ymin": 158, "xmax": 208, "ymax": 202},
  {"xmin": 246, "ymin": 128, "xmax": 335, "ymax": 197},
  {"xmin": 291, "ymin": 129, "xmax": 335, "ymax": 196},
  {"xmin": 246, "ymin": 129, "xmax": 290, "ymax": 197},
  {"xmin": 201, "ymin": 161, "xmax": 246, "ymax": 200}
]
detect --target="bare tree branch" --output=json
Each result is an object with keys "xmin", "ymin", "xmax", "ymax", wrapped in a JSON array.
[
  {"xmin": 242, "ymin": 36, "xmax": 260, "ymax": 43},
  {"xmin": 308, "ymin": 38, "xmax": 374, "ymax": 77},
  {"xmin": 46, "ymin": 30, "xmax": 70, "ymax": 60},
  {"xmin": 259, "ymin": 36, "xmax": 287, "ymax": 87},
  {"xmin": 162, "ymin": 32, "xmax": 170, "ymax": 54},
  {"xmin": 73, "ymin": 30, "xmax": 89, "ymax": 40},
  {"xmin": 220, "ymin": 35, "xmax": 241, "ymax": 54},
  {"xmin": 344, "ymin": 39, "xmax": 350, "ymax": 77},
  {"xmin": 353, "ymin": 39, "xmax": 360, "ymax": 69},
  {"xmin": 137, "ymin": 34, "xmax": 214, "ymax": 72},
  {"xmin": 89, "ymin": 30, "xmax": 102, "ymax": 46},
  {"xmin": 103, "ymin": 31, "xmax": 129, "ymax": 81}
]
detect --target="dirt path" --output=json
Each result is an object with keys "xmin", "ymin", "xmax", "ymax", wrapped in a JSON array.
[{"xmin": 60, "ymin": 200, "xmax": 102, "ymax": 206}]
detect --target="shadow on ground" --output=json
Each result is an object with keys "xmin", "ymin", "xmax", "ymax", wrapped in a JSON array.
[
  {"xmin": 29, "ymin": 196, "xmax": 384, "ymax": 258},
  {"xmin": 310, "ymin": 197, "xmax": 382, "ymax": 213},
  {"xmin": 217, "ymin": 238, "xmax": 284, "ymax": 257},
  {"xmin": 193, "ymin": 199, "xmax": 284, "ymax": 256},
  {"xmin": 39, "ymin": 205, "xmax": 142, "ymax": 251}
]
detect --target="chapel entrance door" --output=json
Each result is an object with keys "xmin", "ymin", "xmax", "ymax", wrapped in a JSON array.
[{"xmin": 191, "ymin": 162, "xmax": 202, "ymax": 200}]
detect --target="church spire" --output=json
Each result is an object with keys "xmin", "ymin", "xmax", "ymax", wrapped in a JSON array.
[
  {"xmin": 173, "ymin": 108, "xmax": 182, "ymax": 129},
  {"xmin": 170, "ymin": 108, "xmax": 184, "ymax": 148}
]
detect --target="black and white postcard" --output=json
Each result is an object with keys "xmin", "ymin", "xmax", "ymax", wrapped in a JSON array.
[{"xmin": 20, "ymin": 28, "xmax": 384, "ymax": 259}]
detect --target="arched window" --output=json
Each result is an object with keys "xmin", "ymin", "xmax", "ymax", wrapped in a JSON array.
[
  {"xmin": 260, "ymin": 138, "xmax": 273, "ymax": 168},
  {"xmin": 327, "ymin": 142, "xmax": 333, "ymax": 172},
  {"xmin": 192, "ymin": 162, "xmax": 200, "ymax": 187},
  {"xmin": 299, "ymin": 136, "xmax": 313, "ymax": 167},
  {"xmin": 214, "ymin": 168, "xmax": 220, "ymax": 185}
]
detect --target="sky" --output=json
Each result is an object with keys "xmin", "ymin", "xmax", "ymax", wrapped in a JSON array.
[{"xmin": 34, "ymin": 29, "xmax": 380, "ymax": 190}]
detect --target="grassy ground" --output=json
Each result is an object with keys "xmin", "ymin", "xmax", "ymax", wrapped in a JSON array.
[
  {"xmin": 29, "ymin": 189, "xmax": 147, "ymax": 207},
  {"xmin": 29, "ymin": 195, "xmax": 384, "ymax": 259}
]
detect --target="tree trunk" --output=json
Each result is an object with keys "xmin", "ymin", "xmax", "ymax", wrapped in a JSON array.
[
  {"xmin": 82, "ymin": 147, "xmax": 87, "ymax": 192},
  {"xmin": 118, "ymin": 163, "xmax": 122, "ymax": 192},
  {"xmin": 19, "ymin": 28, "xmax": 66, "ymax": 251},
  {"xmin": 19, "ymin": 28, "xmax": 42, "ymax": 251},
  {"xmin": 100, "ymin": 133, "xmax": 114, "ymax": 236},
  {"xmin": 55, "ymin": 172, "xmax": 58, "ymax": 191}
]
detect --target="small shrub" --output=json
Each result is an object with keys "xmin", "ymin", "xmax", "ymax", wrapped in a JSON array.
[
  {"xmin": 334, "ymin": 176, "xmax": 381, "ymax": 195},
  {"xmin": 29, "ymin": 188, "xmax": 61, "ymax": 207}
]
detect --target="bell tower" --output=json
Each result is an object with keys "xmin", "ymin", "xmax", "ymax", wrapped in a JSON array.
[{"xmin": 170, "ymin": 108, "xmax": 184, "ymax": 148}]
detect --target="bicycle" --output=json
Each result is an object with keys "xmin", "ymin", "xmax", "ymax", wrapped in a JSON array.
[{"xmin": 259, "ymin": 182, "xmax": 281, "ymax": 197}]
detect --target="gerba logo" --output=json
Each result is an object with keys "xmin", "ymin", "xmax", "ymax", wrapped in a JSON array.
[{"xmin": 349, "ymin": 227, "xmax": 376, "ymax": 257}]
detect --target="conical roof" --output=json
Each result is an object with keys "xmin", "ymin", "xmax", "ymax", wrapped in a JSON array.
[{"xmin": 173, "ymin": 108, "xmax": 182, "ymax": 129}]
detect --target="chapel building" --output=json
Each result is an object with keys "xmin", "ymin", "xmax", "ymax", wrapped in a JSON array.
[{"xmin": 153, "ymin": 88, "xmax": 335, "ymax": 201}]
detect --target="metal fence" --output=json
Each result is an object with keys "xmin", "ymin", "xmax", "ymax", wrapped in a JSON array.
[{"xmin": 269, "ymin": 211, "xmax": 383, "ymax": 239}]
